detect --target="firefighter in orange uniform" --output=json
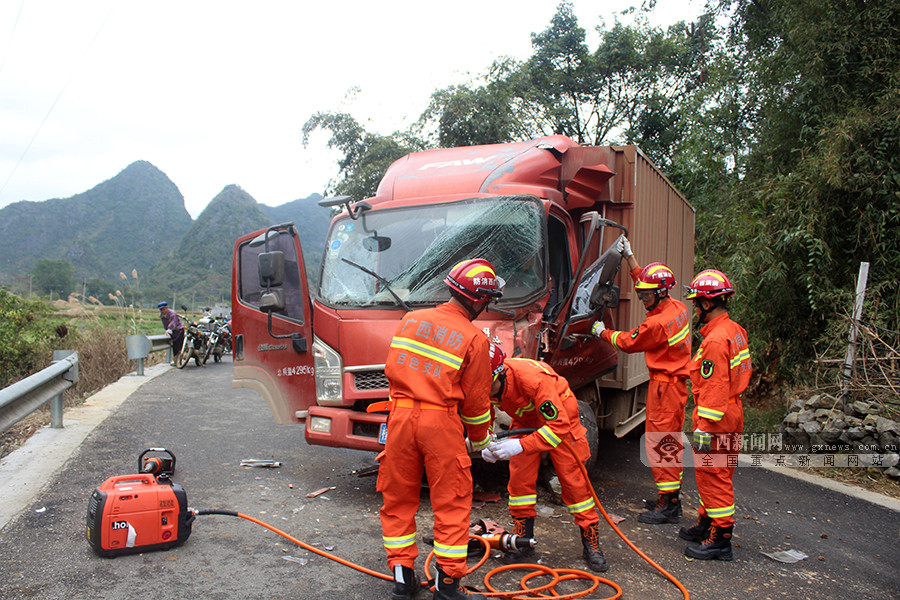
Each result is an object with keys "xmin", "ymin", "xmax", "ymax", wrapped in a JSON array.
[
  {"xmin": 679, "ymin": 269, "xmax": 751, "ymax": 561},
  {"xmin": 591, "ymin": 237, "xmax": 691, "ymax": 524},
  {"xmin": 481, "ymin": 344, "xmax": 608, "ymax": 573},
  {"xmin": 378, "ymin": 258, "xmax": 502, "ymax": 600}
]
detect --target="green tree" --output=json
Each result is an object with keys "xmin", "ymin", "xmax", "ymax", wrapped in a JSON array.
[
  {"xmin": 418, "ymin": 2, "xmax": 705, "ymax": 168},
  {"xmin": 0, "ymin": 290, "xmax": 54, "ymax": 388},
  {"xmin": 31, "ymin": 259, "xmax": 76, "ymax": 298},
  {"xmin": 301, "ymin": 112, "xmax": 423, "ymax": 200},
  {"xmin": 696, "ymin": 0, "xmax": 900, "ymax": 379}
]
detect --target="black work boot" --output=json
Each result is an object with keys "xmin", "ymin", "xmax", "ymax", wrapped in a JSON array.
[
  {"xmin": 684, "ymin": 524, "xmax": 734, "ymax": 561},
  {"xmin": 638, "ymin": 491, "xmax": 682, "ymax": 524},
  {"xmin": 501, "ymin": 516, "xmax": 535, "ymax": 564},
  {"xmin": 391, "ymin": 565, "xmax": 420, "ymax": 600},
  {"xmin": 579, "ymin": 522, "xmax": 609, "ymax": 572},
  {"xmin": 432, "ymin": 566, "xmax": 486, "ymax": 600},
  {"xmin": 678, "ymin": 514, "xmax": 712, "ymax": 542}
]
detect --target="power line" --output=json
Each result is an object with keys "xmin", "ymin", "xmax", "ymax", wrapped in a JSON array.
[
  {"xmin": 0, "ymin": 1, "xmax": 118, "ymax": 199},
  {"xmin": 0, "ymin": 0, "xmax": 26, "ymax": 76}
]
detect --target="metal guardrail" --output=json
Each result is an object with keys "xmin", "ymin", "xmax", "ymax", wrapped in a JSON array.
[
  {"xmin": 126, "ymin": 334, "xmax": 172, "ymax": 376},
  {"xmin": 0, "ymin": 350, "xmax": 79, "ymax": 432}
]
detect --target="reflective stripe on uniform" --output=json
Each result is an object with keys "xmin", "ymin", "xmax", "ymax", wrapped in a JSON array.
[
  {"xmin": 514, "ymin": 400, "xmax": 534, "ymax": 417},
  {"xmin": 610, "ymin": 330, "xmax": 623, "ymax": 349},
  {"xmin": 656, "ymin": 479, "xmax": 682, "ymax": 492},
  {"xmin": 390, "ymin": 336, "xmax": 463, "ymax": 370},
  {"xmin": 669, "ymin": 323, "xmax": 689, "ymax": 346},
  {"xmin": 537, "ymin": 425, "xmax": 562, "ymax": 448},
  {"xmin": 566, "ymin": 497, "xmax": 596, "ymax": 514},
  {"xmin": 383, "ymin": 532, "xmax": 416, "ymax": 549},
  {"xmin": 461, "ymin": 409, "xmax": 492, "ymax": 426},
  {"xmin": 470, "ymin": 435, "xmax": 491, "ymax": 451},
  {"xmin": 433, "ymin": 542, "xmax": 468, "ymax": 559},
  {"xmin": 704, "ymin": 504, "xmax": 735, "ymax": 519},
  {"xmin": 697, "ymin": 406, "xmax": 725, "ymax": 421},
  {"xmin": 509, "ymin": 494, "xmax": 537, "ymax": 508},
  {"xmin": 731, "ymin": 348, "xmax": 750, "ymax": 370}
]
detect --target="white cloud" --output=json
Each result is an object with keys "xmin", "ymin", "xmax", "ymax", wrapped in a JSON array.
[{"xmin": 0, "ymin": 0, "xmax": 702, "ymax": 218}]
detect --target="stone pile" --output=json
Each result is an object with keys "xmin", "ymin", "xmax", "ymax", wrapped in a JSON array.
[{"xmin": 776, "ymin": 393, "xmax": 900, "ymax": 479}]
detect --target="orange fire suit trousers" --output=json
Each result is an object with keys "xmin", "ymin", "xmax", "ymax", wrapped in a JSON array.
[
  {"xmin": 507, "ymin": 435, "xmax": 599, "ymax": 528},
  {"xmin": 691, "ymin": 401, "xmax": 743, "ymax": 528},
  {"xmin": 645, "ymin": 375, "xmax": 689, "ymax": 494},
  {"xmin": 377, "ymin": 405, "xmax": 473, "ymax": 578}
]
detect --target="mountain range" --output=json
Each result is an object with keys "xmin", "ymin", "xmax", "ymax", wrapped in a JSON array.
[{"xmin": 0, "ymin": 161, "xmax": 332, "ymax": 306}]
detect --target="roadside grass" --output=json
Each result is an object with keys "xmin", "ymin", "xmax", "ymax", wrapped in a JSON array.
[{"xmin": 0, "ymin": 300, "xmax": 167, "ymax": 460}]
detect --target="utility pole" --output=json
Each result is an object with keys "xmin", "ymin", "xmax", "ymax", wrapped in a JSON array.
[{"xmin": 840, "ymin": 262, "xmax": 870, "ymax": 411}]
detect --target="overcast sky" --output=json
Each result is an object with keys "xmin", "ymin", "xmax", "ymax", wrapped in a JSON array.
[{"xmin": 0, "ymin": 1, "xmax": 702, "ymax": 218}]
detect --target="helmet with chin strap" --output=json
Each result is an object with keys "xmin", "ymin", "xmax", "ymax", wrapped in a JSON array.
[
  {"xmin": 686, "ymin": 269, "xmax": 734, "ymax": 300},
  {"xmin": 445, "ymin": 258, "xmax": 504, "ymax": 302},
  {"xmin": 635, "ymin": 262, "xmax": 676, "ymax": 291}
]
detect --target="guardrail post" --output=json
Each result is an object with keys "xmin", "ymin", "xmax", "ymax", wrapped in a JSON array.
[
  {"xmin": 125, "ymin": 335, "xmax": 152, "ymax": 376},
  {"xmin": 50, "ymin": 350, "xmax": 77, "ymax": 429}
]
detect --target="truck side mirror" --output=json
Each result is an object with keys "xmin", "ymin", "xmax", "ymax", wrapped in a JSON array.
[
  {"xmin": 259, "ymin": 289, "xmax": 285, "ymax": 314},
  {"xmin": 590, "ymin": 283, "xmax": 619, "ymax": 310},
  {"xmin": 258, "ymin": 251, "xmax": 285, "ymax": 287}
]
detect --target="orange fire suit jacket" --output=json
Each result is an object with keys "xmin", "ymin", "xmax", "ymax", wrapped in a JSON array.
[
  {"xmin": 493, "ymin": 358, "xmax": 587, "ymax": 454},
  {"xmin": 690, "ymin": 312, "xmax": 752, "ymax": 433},
  {"xmin": 600, "ymin": 267, "xmax": 691, "ymax": 377},
  {"xmin": 384, "ymin": 301, "xmax": 492, "ymax": 445}
]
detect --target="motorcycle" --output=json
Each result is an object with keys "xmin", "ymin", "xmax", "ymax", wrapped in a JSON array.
[
  {"xmin": 202, "ymin": 316, "xmax": 232, "ymax": 364},
  {"xmin": 174, "ymin": 307, "xmax": 211, "ymax": 369}
]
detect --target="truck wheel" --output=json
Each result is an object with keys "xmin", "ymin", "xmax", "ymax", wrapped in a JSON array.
[{"xmin": 578, "ymin": 399, "xmax": 599, "ymax": 474}]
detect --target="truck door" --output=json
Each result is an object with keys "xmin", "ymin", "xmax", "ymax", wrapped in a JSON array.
[{"xmin": 232, "ymin": 224, "xmax": 316, "ymax": 425}]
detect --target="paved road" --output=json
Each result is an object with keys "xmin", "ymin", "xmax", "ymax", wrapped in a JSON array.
[{"xmin": 0, "ymin": 358, "xmax": 898, "ymax": 600}]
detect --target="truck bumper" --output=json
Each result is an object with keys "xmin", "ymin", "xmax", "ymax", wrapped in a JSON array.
[{"xmin": 304, "ymin": 406, "xmax": 387, "ymax": 452}]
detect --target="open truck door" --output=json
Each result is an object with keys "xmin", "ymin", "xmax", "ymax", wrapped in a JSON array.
[{"xmin": 231, "ymin": 223, "xmax": 316, "ymax": 425}]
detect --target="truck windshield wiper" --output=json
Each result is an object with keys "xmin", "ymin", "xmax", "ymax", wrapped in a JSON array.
[{"xmin": 341, "ymin": 258, "xmax": 411, "ymax": 312}]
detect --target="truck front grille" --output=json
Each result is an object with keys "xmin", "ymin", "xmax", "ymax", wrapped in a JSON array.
[{"xmin": 353, "ymin": 370, "xmax": 388, "ymax": 391}]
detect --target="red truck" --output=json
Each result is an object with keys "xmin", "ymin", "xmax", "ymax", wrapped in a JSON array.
[{"xmin": 231, "ymin": 135, "xmax": 694, "ymax": 459}]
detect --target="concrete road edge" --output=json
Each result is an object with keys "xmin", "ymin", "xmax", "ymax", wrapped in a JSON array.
[{"xmin": 0, "ymin": 364, "xmax": 172, "ymax": 530}]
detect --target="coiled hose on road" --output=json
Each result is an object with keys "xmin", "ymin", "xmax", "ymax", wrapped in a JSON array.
[{"xmin": 195, "ymin": 430, "xmax": 690, "ymax": 599}]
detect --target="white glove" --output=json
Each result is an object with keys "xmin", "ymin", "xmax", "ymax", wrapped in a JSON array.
[
  {"xmin": 481, "ymin": 447, "xmax": 499, "ymax": 463},
  {"xmin": 489, "ymin": 438, "xmax": 524, "ymax": 461},
  {"xmin": 591, "ymin": 321, "xmax": 606, "ymax": 336},
  {"xmin": 165, "ymin": 329, "xmax": 173, "ymax": 336},
  {"xmin": 616, "ymin": 237, "xmax": 633, "ymax": 257}
]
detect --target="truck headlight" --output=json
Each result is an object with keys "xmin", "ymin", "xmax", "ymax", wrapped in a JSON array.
[{"xmin": 312, "ymin": 336, "xmax": 342, "ymax": 405}]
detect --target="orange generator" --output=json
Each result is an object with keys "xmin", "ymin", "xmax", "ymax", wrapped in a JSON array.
[{"xmin": 86, "ymin": 473, "xmax": 194, "ymax": 557}]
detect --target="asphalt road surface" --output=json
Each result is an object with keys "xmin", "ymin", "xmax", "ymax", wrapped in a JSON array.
[{"xmin": 1, "ymin": 358, "xmax": 898, "ymax": 600}]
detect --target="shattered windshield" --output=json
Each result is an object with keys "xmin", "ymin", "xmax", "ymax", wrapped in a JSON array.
[{"xmin": 318, "ymin": 196, "xmax": 546, "ymax": 307}]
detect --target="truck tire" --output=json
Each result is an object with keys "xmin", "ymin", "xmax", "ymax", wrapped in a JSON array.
[{"xmin": 578, "ymin": 399, "xmax": 599, "ymax": 474}]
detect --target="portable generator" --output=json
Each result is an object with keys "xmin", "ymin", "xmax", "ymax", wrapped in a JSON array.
[{"xmin": 86, "ymin": 463, "xmax": 194, "ymax": 557}]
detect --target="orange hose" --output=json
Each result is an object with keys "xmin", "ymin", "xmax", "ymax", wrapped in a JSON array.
[{"xmin": 198, "ymin": 440, "xmax": 691, "ymax": 599}]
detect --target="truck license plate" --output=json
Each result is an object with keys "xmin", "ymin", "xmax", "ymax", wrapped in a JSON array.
[{"xmin": 378, "ymin": 423, "xmax": 387, "ymax": 444}]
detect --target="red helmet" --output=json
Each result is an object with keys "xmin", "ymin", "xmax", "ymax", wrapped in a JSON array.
[
  {"xmin": 445, "ymin": 258, "xmax": 504, "ymax": 302},
  {"xmin": 635, "ymin": 262, "xmax": 676, "ymax": 291},
  {"xmin": 686, "ymin": 269, "xmax": 734, "ymax": 299},
  {"xmin": 488, "ymin": 342, "xmax": 506, "ymax": 380}
]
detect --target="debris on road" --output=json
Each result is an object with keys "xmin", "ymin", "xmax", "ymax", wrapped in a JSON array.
[
  {"xmin": 240, "ymin": 459, "xmax": 282, "ymax": 468},
  {"xmin": 760, "ymin": 549, "xmax": 809, "ymax": 563},
  {"xmin": 306, "ymin": 486, "xmax": 336, "ymax": 498}
]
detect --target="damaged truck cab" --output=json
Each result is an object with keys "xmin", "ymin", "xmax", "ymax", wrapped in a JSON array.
[{"xmin": 231, "ymin": 135, "xmax": 694, "ymax": 458}]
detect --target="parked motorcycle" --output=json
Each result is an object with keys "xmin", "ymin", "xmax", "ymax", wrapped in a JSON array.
[
  {"xmin": 174, "ymin": 307, "xmax": 211, "ymax": 369},
  {"xmin": 202, "ymin": 316, "xmax": 232, "ymax": 363}
]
